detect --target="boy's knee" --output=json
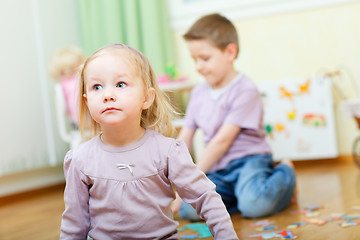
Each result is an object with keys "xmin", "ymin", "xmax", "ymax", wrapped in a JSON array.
[{"xmin": 238, "ymin": 196, "xmax": 275, "ymax": 219}]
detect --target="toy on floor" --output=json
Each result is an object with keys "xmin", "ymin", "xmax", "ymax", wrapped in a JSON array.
[
  {"xmin": 248, "ymin": 230, "xmax": 298, "ymax": 239},
  {"xmin": 178, "ymin": 223, "xmax": 212, "ymax": 239}
]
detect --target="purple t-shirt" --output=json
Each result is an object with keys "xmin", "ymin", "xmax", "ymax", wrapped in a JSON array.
[
  {"xmin": 60, "ymin": 129, "xmax": 238, "ymax": 240},
  {"xmin": 183, "ymin": 73, "xmax": 272, "ymax": 172}
]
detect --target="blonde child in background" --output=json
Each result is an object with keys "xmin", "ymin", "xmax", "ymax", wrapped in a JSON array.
[
  {"xmin": 59, "ymin": 44, "xmax": 238, "ymax": 239},
  {"xmin": 49, "ymin": 46, "xmax": 85, "ymax": 126},
  {"xmin": 172, "ymin": 13, "xmax": 296, "ymax": 220}
]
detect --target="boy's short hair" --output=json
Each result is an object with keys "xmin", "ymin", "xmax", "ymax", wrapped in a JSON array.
[{"xmin": 183, "ymin": 13, "xmax": 239, "ymax": 57}]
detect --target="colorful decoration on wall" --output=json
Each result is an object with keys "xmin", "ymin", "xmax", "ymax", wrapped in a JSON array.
[
  {"xmin": 287, "ymin": 110, "xmax": 297, "ymax": 120},
  {"xmin": 257, "ymin": 76, "xmax": 337, "ymax": 160},
  {"xmin": 299, "ymin": 79, "xmax": 311, "ymax": 94},
  {"xmin": 278, "ymin": 78, "xmax": 312, "ymax": 122},
  {"xmin": 279, "ymin": 78, "xmax": 311, "ymax": 100},
  {"xmin": 296, "ymin": 139, "xmax": 311, "ymax": 152},
  {"xmin": 279, "ymin": 86, "xmax": 294, "ymax": 101},
  {"xmin": 265, "ymin": 122, "xmax": 290, "ymax": 140},
  {"xmin": 302, "ymin": 113, "xmax": 326, "ymax": 127}
]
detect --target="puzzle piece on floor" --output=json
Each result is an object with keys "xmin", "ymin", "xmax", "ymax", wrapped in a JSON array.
[
  {"xmin": 291, "ymin": 209, "xmax": 319, "ymax": 217},
  {"xmin": 339, "ymin": 220, "xmax": 359, "ymax": 228},
  {"xmin": 287, "ymin": 222, "xmax": 307, "ymax": 229},
  {"xmin": 180, "ymin": 235, "xmax": 199, "ymax": 239},
  {"xmin": 276, "ymin": 230, "xmax": 298, "ymax": 239},
  {"xmin": 178, "ymin": 223, "xmax": 212, "ymax": 238},
  {"xmin": 305, "ymin": 218, "xmax": 327, "ymax": 225},
  {"xmin": 256, "ymin": 225, "xmax": 277, "ymax": 231},
  {"xmin": 249, "ymin": 219, "xmax": 275, "ymax": 227},
  {"xmin": 305, "ymin": 204, "xmax": 324, "ymax": 212},
  {"xmin": 321, "ymin": 217, "xmax": 334, "ymax": 222},
  {"xmin": 292, "ymin": 204, "xmax": 326, "ymax": 218},
  {"xmin": 342, "ymin": 214, "xmax": 360, "ymax": 220},
  {"xmin": 329, "ymin": 213, "xmax": 346, "ymax": 220},
  {"xmin": 305, "ymin": 211, "xmax": 320, "ymax": 217},
  {"xmin": 248, "ymin": 230, "xmax": 297, "ymax": 239}
]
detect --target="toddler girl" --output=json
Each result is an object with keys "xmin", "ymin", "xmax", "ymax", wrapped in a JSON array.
[{"xmin": 59, "ymin": 44, "xmax": 238, "ymax": 239}]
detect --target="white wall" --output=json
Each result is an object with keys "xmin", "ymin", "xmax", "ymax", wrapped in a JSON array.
[{"xmin": 0, "ymin": 0, "xmax": 81, "ymax": 195}]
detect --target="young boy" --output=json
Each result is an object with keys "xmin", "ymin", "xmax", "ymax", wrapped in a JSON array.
[{"xmin": 172, "ymin": 13, "xmax": 296, "ymax": 220}]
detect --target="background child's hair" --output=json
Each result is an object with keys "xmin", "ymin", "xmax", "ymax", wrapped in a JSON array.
[
  {"xmin": 48, "ymin": 46, "xmax": 85, "ymax": 81},
  {"xmin": 78, "ymin": 44, "xmax": 177, "ymax": 138},
  {"xmin": 183, "ymin": 13, "xmax": 239, "ymax": 58}
]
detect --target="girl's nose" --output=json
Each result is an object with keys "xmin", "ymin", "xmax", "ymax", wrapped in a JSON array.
[
  {"xmin": 104, "ymin": 96, "xmax": 116, "ymax": 102},
  {"xmin": 103, "ymin": 89, "xmax": 116, "ymax": 102}
]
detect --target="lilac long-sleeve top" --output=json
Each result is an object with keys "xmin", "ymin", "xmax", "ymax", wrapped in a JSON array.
[{"xmin": 60, "ymin": 129, "xmax": 238, "ymax": 240}]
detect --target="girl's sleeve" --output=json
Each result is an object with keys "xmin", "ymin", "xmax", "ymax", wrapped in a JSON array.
[
  {"xmin": 60, "ymin": 150, "xmax": 90, "ymax": 240},
  {"xmin": 168, "ymin": 140, "xmax": 238, "ymax": 240}
]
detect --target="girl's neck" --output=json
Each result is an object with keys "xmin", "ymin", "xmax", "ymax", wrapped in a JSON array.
[{"xmin": 100, "ymin": 125, "xmax": 146, "ymax": 147}]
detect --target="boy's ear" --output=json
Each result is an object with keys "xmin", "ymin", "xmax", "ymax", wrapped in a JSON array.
[
  {"xmin": 225, "ymin": 43, "xmax": 238, "ymax": 61},
  {"xmin": 142, "ymin": 88, "xmax": 155, "ymax": 110}
]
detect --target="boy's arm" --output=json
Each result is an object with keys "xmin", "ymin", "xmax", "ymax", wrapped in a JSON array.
[
  {"xmin": 177, "ymin": 127, "xmax": 196, "ymax": 151},
  {"xmin": 197, "ymin": 124, "xmax": 241, "ymax": 173}
]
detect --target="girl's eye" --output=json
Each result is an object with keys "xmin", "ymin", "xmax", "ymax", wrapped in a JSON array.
[
  {"xmin": 93, "ymin": 84, "xmax": 102, "ymax": 91},
  {"xmin": 116, "ymin": 82, "xmax": 127, "ymax": 88}
]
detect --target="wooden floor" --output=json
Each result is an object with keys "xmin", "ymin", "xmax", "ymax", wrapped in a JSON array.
[{"xmin": 1, "ymin": 157, "xmax": 360, "ymax": 239}]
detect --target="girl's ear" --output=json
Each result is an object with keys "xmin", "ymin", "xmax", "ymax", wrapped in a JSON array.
[
  {"xmin": 225, "ymin": 43, "xmax": 238, "ymax": 61},
  {"xmin": 142, "ymin": 88, "xmax": 155, "ymax": 110},
  {"xmin": 83, "ymin": 93, "xmax": 88, "ymax": 104}
]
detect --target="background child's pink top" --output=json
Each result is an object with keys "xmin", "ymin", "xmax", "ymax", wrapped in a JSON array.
[
  {"xmin": 60, "ymin": 75, "xmax": 78, "ymax": 125},
  {"xmin": 183, "ymin": 73, "xmax": 272, "ymax": 172},
  {"xmin": 60, "ymin": 129, "xmax": 238, "ymax": 239}
]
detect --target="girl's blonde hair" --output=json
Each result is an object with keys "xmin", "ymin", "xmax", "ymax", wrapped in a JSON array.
[
  {"xmin": 78, "ymin": 44, "xmax": 177, "ymax": 138},
  {"xmin": 48, "ymin": 46, "xmax": 85, "ymax": 81}
]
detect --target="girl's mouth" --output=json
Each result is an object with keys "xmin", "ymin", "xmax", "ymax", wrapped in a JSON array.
[{"xmin": 102, "ymin": 107, "xmax": 120, "ymax": 113}]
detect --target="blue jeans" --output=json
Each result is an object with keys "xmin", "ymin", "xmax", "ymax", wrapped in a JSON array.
[{"xmin": 179, "ymin": 154, "xmax": 296, "ymax": 220}]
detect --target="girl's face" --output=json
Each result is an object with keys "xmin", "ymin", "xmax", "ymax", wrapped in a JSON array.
[
  {"xmin": 187, "ymin": 39, "xmax": 236, "ymax": 89},
  {"xmin": 83, "ymin": 52, "xmax": 153, "ymax": 129}
]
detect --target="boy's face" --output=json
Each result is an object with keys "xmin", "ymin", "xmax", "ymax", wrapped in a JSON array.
[{"xmin": 187, "ymin": 39, "xmax": 236, "ymax": 89}]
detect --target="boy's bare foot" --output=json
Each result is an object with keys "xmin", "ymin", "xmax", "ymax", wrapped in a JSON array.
[{"xmin": 281, "ymin": 158, "xmax": 294, "ymax": 168}]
